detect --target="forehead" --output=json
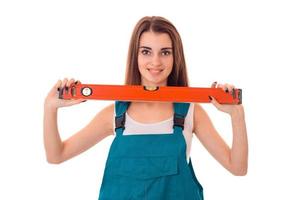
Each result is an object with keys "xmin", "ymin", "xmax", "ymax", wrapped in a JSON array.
[{"xmin": 139, "ymin": 31, "xmax": 172, "ymax": 47}]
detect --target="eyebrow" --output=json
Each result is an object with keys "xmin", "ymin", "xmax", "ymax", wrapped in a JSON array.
[{"xmin": 139, "ymin": 46, "xmax": 173, "ymax": 50}]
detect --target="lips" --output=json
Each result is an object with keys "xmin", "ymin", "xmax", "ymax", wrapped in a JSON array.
[
  {"xmin": 147, "ymin": 68, "xmax": 163, "ymax": 75},
  {"xmin": 147, "ymin": 68, "xmax": 163, "ymax": 72}
]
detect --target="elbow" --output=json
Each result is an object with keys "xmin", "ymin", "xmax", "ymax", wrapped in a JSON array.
[
  {"xmin": 46, "ymin": 155, "xmax": 63, "ymax": 164},
  {"xmin": 232, "ymin": 169, "xmax": 247, "ymax": 176},
  {"xmin": 47, "ymin": 159, "xmax": 62, "ymax": 165},
  {"xmin": 230, "ymin": 165, "xmax": 248, "ymax": 176}
]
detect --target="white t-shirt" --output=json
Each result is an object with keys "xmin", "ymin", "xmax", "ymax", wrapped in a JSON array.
[{"xmin": 113, "ymin": 103, "xmax": 194, "ymax": 163}]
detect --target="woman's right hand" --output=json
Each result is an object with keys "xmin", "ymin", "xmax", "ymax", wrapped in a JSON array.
[{"xmin": 44, "ymin": 78, "xmax": 86, "ymax": 110}]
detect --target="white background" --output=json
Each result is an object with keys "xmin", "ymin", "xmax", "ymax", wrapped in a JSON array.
[{"xmin": 1, "ymin": 0, "xmax": 299, "ymax": 199}]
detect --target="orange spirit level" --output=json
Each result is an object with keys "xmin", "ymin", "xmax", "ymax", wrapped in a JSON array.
[{"xmin": 58, "ymin": 84, "xmax": 242, "ymax": 104}]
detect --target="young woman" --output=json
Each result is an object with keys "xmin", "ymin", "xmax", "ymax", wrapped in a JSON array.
[{"xmin": 44, "ymin": 16, "xmax": 248, "ymax": 200}]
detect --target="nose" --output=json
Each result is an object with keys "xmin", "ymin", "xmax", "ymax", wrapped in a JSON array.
[{"xmin": 150, "ymin": 53, "xmax": 162, "ymax": 67}]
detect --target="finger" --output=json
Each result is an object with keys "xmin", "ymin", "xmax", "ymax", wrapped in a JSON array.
[
  {"xmin": 230, "ymin": 85, "xmax": 236, "ymax": 95},
  {"xmin": 65, "ymin": 99, "xmax": 87, "ymax": 106},
  {"xmin": 224, "ymin": 83, "xmax": 235, "ymax": 93},
  {"xmin": 224, "ymin": 83, "xmax": 230, "ymax": 93},
  {"xmin": 53, "ymin": 80, "xmax": 62, "ymax": 91},
  {"xmin": 227, "ymin": 84, "xmax": 235, "ymax": 93},
  {"xmin": 230, "ymin": 84, "xmax": 235, "ymax": 91},
  {"xmin": 211, "ymin": 81, "xmax": 217, "ymax": 88},
  {"xmin": 50, "ymin": 80, "xmax": 62, "ymax": 95},
  {"xmin": 65, "ymin": 78, "xmax": 75, "ymax": 94},
  {"xmin": 61, "ymin": 78, "xmax": 68, "ymax": 88},
  {"xmin": 72, "ymin": 80, "xmax": 81, "ymax": 89},
  {"xmin": 74, "ymin": 80, "xmax": 82, "ymax": 85},
  {"xmin": 67, "ymin": 78, "xmax": 75, "ymax": 88},
  {"xmin": 217, "ymin": 83, "xmax": 226, "ymax": 91},
  {"xmin": 209, "ymin": 96, "xmax": 222, "ymax": 110}
]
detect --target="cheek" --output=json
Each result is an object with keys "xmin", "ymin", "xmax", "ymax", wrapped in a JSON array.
[
  {"xmin": 165, "ymin": 56, "xmax": 174, "ymax": 70},
  {"xmin": 138, "ymin": 55, "xmax": 147, "ymax": 69},
  {"xmin": 163, "ymin": 61, "xmax": 173, "ymax": 77},
  {"xmin": 168, "ymin": 59, "xmax": 174, "ymax": 75}
]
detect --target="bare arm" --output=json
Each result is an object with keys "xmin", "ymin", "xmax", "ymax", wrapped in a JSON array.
[
  {"xmin": 43, "ymin": 106, "xmax": 62, "ymax": 163},
  {"xmin": 230, "ymin": 108, "xmax": 248, "ymax": 175},
  {"xmin": 193, "ymin": 82, "xmax": 248, "ymax": 176},
  {"xmin": 43, "ymin": 104, "xmax": 114, "ymax": 164},
  {"xmin": 43, "ymin": 79, "xmax": 114, "ymax": 164}
]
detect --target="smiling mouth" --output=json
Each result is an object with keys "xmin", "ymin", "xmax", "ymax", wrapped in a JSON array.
[{"xmin": 147, "ymin": 68, "xmax": 163, "ymax": 73}]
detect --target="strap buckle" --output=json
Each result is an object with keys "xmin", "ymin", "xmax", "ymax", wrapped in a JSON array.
[
  {"xmin": 173, "ymin": 114, "xmax": 185, "ymax": 130},
  {"xmin": 115, "ymin": 113, "xmax": 126, "ymax": 131}
]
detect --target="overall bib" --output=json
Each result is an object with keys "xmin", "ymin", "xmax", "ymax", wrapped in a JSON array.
[{"xmin": 98, "ymin": 101, "xmax": 204, "ymax": 200}]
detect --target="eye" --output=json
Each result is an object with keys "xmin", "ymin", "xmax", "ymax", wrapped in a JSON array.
[
  {"xmin": 141, "ymin": 49, "xmax": 151, "ymax": 55},
  {"xmin": 161, "ymin": 50, "xmax": 172, "ymax": 56}
]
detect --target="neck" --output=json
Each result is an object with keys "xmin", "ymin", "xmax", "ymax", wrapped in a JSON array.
[
  {"xmin": 131, "ymin": 101, "xmax": 173, "ymax": 108},
  {"xmin": 141, "ymin": 80, "xmax": 167, "ymax": 87}
]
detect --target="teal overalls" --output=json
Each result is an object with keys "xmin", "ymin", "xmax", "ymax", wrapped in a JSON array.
[{"xmin": 98, "ymin": 101, "xmax": 204, "ymax": 200}]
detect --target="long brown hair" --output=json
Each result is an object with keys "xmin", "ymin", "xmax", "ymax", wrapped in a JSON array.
[{"xmin": 125, "ymin": 16, "xmax": 189, "ymax": 86}]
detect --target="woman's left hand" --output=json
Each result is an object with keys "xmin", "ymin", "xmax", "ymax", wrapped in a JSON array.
[{"xmin": 209, "ymin": 82, "xmax": 244, "ymax": 117}]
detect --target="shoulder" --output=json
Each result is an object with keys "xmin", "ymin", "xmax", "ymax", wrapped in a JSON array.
[
  {"xmin": 92, "ymin": 103, "xmax": 115, "ymax": 132},
  {"xmin": 193, "ymin": 103, "xmax": 204, "ymax": 123},
  {"xmin": 96, "ymin": 103, "xmax": 114, "ymax": 118},
  {"xmin": 193, "ymin": 103, "xmax": 205, "ymax": 118}
]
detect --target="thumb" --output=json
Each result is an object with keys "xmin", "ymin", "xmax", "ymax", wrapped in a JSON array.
[
  {"xmin": 209, "ymin": 96, "xmax": 222, "ymax": 110},
  {"xmin": 64, "ymin": 99, "xmax": 87, "ymax": 107},
  {"xmin": 74, "ymin": 80, "xmax": 82, "ymax": 85},
  {"xmin": 211, "ymin": 81, "xmax": 217, "ymax": 88},
  {"xmin": 50, "ymin": 80, "xmax": 62, "ymax": 93}
]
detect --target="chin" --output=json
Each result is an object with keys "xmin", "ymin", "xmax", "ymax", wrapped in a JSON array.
[{"xmin": 144, "ymin": 80, "xmax": 167, "ymax": 86}]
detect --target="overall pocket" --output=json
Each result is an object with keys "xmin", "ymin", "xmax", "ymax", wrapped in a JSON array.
[
  {"xmin": 112, "ymin": 155, "xmax": 178, "ymax": 180},
  {"xmin": 100, "ymin": 156, "xmax": 179, "ymax": 199}
]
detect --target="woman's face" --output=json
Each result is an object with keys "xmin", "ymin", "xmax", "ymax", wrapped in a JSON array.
[{"xmin": 138, "ymin": 31, "xmax": 173, "ymax": 86}]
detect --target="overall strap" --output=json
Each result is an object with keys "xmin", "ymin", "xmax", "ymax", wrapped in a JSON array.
[
  {"xmin": 114, "ymin": 101, "xmax": 130, "ymax": 136},
  {"xmin": 173, "ymin": 102, "xmax": 190, "ymax": 132}
]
